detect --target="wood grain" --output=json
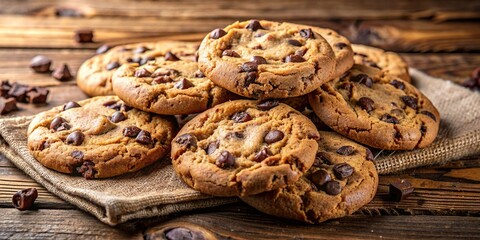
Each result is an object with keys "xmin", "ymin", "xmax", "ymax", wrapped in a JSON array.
[
  {"xmin": 1, "ymin": 0, "xmax": 478, "ymax": 21},
  {"xmin": 0, "ymin": 209, "xmax": 142, "ymax": 239}
]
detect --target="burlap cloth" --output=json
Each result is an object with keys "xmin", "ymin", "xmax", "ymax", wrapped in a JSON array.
[{"xmin": 0, "ymin": 69, "xmax": 479, "ymax": 226}]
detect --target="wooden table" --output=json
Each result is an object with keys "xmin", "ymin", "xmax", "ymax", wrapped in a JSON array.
[{"xmin": 1, "ymin": 1, "xmax": 480, "ymax": 239}]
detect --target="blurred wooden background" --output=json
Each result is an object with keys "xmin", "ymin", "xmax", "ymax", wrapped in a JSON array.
[{"xmin": 0, "ymin": 0, "xmax": 479, "ymax": 239}]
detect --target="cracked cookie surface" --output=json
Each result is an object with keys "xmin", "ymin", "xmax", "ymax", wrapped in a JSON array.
[
  {"xmin": 241, "ymin": 131, "xmax": 378, "ymax": 223},
  {"xmin": 198, "ymin": 20, "xmax": 337, "ymax": 99},
  {"xmin": 171, "ymin": 99, "xmax": 320, "ymax": 197},
  {"xmin": 352, "ymin": 44, "xmax": 410, "ymax": 82},
  {"xmin": 308, "ymin": 64, "xmax": 439, "ymax": 150},
  {"xmin": 27, "ymin": 96, "xmax": 175, "ymax": 179},
  {"xmin": 77, "ymin": 41, "xmax": 199, "ymax": 96},
  {"xmin": 112, "ymin": 49, "xmax": 236, "ymax": 115}
]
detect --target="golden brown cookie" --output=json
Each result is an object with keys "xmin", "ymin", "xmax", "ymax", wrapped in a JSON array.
[
  {"xmin": 308, "ymin": 64, "xmax": 439, "ymax": 150},
  {"xmin": 27, "ymin": 96, "xmax": 176, "ymax": 179},
  {"xmin": 112, "ymin": 50, "xmax": 236, "ymax": 115},
  {"xmin": 77, "ymin": 41, "xmax": 199, "ymax": 96},
  {"xmin": 241, "ymin": 131, "xmax": 378, "ymax": 223},
  {"xmin": 352, "ymin": 44, "xmax": 410, "ymax": 82},
  {"xmin": 171, "ymin": 99, "xmax": 320, "ymax": 197},
  {"xmin": 198, "ymin": 20, "xmax": 337, "ymax": 99}
]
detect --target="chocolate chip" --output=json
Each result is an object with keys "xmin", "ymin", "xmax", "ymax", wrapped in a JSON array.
[
  {"xmin": 76, "ymin": 161, "xmax": 96, "ymax": 179},
  {"xmin": 310, "ymin": 169, "xmax": 331, "ymax": 187},
  {"xmin": 7, "ymin": 83, "xmax": 29, "ymax": 102},
  {"xmin": 165, "ymin": 227, "xmax": 205, "ymax": 240},
  {"xmin": 245, "ymin": 20, "xmax": 265, "ymax": 31},
  {"xmin": 127, "ymin": 57, "xmax": 140, "ymax": 63},
  {"xmin": 120, "ymin": 104, "xmax": 132, "ymax": 112},
  {"xmin": 299, "ymin": 28, "xmax": 315, "ymax": 39},
  {"xmin": 30, "ymin": 55, "xmax": 52, "ymax": 73},
  {"xmin": 194, "ymin": 70, "xmax": 205, "ymax": 78},
  {"xmin": 63, "ymin": 101, "xmax": 81, "ymax": 111},
  {"xmin": 325, "ymin": 181, "xmax": 342, "ymax": 195},
  {"xmin": 315, "ymin": 152, "xmax": 331, "ymax": 166},
  {"xmin": 206, "ymin": 141, "xmax": 219, "ymax": 155},
  {"xmin": 231, "ymin": 111, "xmax": 252, "ymax": 123},
  {"xmin": 109, "ymin": 111, "xmax": 127, "ymax": 123},
  {"xmin": 240, "ymin": 61, "xmax": 258, "ymax": 72},
  {"xmin": 244, "ymin": 72, "xmax": 258, "ymax": 86},
  {"xmin": 153, "ymin": 76, "xmax": 173, "ymax": 84},
  {"xmin": 0, "ymin": 97, "xmax": 18, "ymax": 115},
  {"xmin": 257, "ymin": 99, "xmax": 279, "ymax": 110},
  {"xmin": 139, "ymin": 56, "xmax": 155, "ymax": 66},
  {"xmin": 216, "ymin": 150, "xmax": 235, "ymax": 168},
  {"xmin": 288, "ymin": 39, "xmax": 302, "ymax": 47},
  {"xmin": 103, "ymin": 100, "xmax": 119, "ymax": 109},
  {"xmin": 336, "ymin": 146, "xmax": 355, "ymax": 156},
  {"xmin": 333, "ymin": 163, "xmax": 354, "ymax": 180},
  {"xmin": 390, "ymin": 80, "xmax": 405, "ymax": 90},
  {"xmin": 352, "ymin": 74, "xmax": 373, "ymax": 88},
  {"xmin": 285, "ymin": 54, "xmax": 305, "ymax": 63},
  {"xmin": 264, "ymin": 130, "xmax": 284, "ymax": 144},
  {"xmin": 50, "ymin": 117, "xmax": 70, "ymax": 131},
  {"xmin": 420, "ymin": 124, "xmax": 427, "ymax": 135},
  {"xmin": 210, "ymin": 28, "xmax": 227, "ymax": 39},
  {"xmin": 134, "ymin": 68, "xmax": 151, "ymax": 78},
  {"xmin": 12, "ymin": 188, "xmax": 38, "ymax": 211},
  {"xmin": 74, "ymin": 29, "xmax": 94, "ymax": 43},
  {"xmin": 366, "ymin": 148, "xmax": 374, "ymax": 161},
  {"xmin": 174, "ymin": 78, "xmax": 194, "ymax": 89},
  {"xmin": 253, "ymin": 147, "xmax": 272, "ymax": 162},
  {"xmin": 106, "ymin": 62, "xmax": 120, "ymax": 71},
  {"xmin": 389, "ymin": 179, "xmax": 414, "ymax": 202},
  {"xmin": 357, "ymin": 97, "xmax": 375, "ymax": 112},
  {"xmin": 123, "ymin": 126, "xmax": 141, "ymax": 138},
  {"xmin": 0, "ymin": 80, "xmax": 11, "ymax": 98},
  {"xmin": 165, "ymin": 51, "xmax": 180, "ymax": 61},
  {"xmin": 135, "ymin": 130, "xmax": 153, "ymax": 145},
  {"xmin": 52, "ymin": 64, "xmax": 73, "ymax": 81},
  {"xmin": 66, "ymin": 131, "xmax": 85, "ymax": 146},
  {"xmin": 420, "ymin": 111, "xmax": 437, "ymax": 121},
  {"xmin": 26, "ymin": 87, "xmax": 49, "ymax": 104},
  {"xmin": 222, "ymin": 50, "xmax": 240, "ymax": 58},
  {"xmin": 175, "ymin": 133, "xmax": 197, "ymax": 149},
  {"xmin": 71, "ymin": 150, "xmax": 84, "ymax": 162},
  {"xmin": 335, "ymin": 42, "xmax": 348, "ymax": 49},
  {"xmin": 250, "ymin": 56, "xmax": 267, "ymax": 65},
  {"xmin": 96, "ymin": 44, "xmax": 111, "ymax": 54},
  {"xmin": 380, "ymin": 114, "xmax": 399, "ymax": 124},
  {"xmin": 134, "ymin": 46, "xmax": 150, "ymax": 54},
  {"xmin": 401, "ymin": 96, "xmax": 418, "ymax": 110},
  {"xmin": 295, "ymin": 48, "xmax": 308, "ymax": 56}
]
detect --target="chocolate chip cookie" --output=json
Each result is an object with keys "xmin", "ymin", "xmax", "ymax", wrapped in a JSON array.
[
  {"xmin": 171, "ymin": 99, "xmax": 320, "ymax": 196},
  {"xmin": 352, "ymin": 44, "xmax": 410, "ymax": 82},
  {"xmin": 77, "ymin": 41, "xmax": 199, "ymax": 96},
  {"xmin": 241, "ymin": 131, "xmax": 378, "ymax": 223},
  {"xmin": 308, "ymin": 64, "xmax": 440, "ymax": 150},
  {"xmin": 27, "ymin": 96, "xmax": 176, "ymax": 179},
  {"xmin": 112, "ymin": 51, "xmax": 236, "ymax": 115},
  {"xmin": 198, "ymin": 20, "xmax": 337, "ymax": 99}
]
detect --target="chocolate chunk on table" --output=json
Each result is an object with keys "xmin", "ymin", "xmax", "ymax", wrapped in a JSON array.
[
  {"xmin": 389, "ymin": 179, "xmax": 414, "ymax": 202},
  {"xmin": 52, "ymin": 64, "xmax": 73, "ymax": 81},
  {"xmin": 0, "ymin": 97, "xmax": 18, "ymax": 115}
]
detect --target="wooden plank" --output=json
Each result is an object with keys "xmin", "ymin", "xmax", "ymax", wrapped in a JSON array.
[
  {"xmin": 0, "ymin": 15, "xmax": 479, "ymax": 52},
  {"xmin": 0, "ymin": 209, "xmax": 143, "ymax": 239},
  {"xmin": 144, "ymin": 204, "xmax": 480, "ymax": 239},
  {"xmin": 0, "ymin": 0, "xmax": 478, "ymax": 21}
]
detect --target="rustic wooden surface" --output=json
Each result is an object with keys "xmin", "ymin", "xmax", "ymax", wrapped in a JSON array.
[{"xmin": 0, "ymin": 0, "xmax": 479, "ymax": 239}]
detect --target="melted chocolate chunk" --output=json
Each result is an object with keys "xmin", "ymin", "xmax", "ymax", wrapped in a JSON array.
[
  {"xmin": 390, "ymin": 80, "xmax": 405, "ymax": 90},
  {"xmin": 315, "ymin": 152, "xmax": 331, "ymax": 166},
  {"xmin": 420, "ymin": 111, "xmax": 437, "ymax": 121},
  {"xmin": 134, "ymin": 68, "xmax": 151, "ymax": 78},
  {"xmin": 231, "ymin": 111, "xmax": 252, "ymax": 123},
  {"xmin": 325, "ymin": 180, "xmax": 342, "ymax": 195},
  {"xmin": 66, "ymin": 131, "xmax": 85, "ymax": 146},
  {"xmin": 245, "ymin": 20, "xmax": 265, "ymax": 31},
  {"xmin": 109, "ymin": 111, "xmax": 127, "ymax": 123},
  {"xmin": 175, "ymin": 133, "xmax": 197, "ymax": 149},
  {"xmin": 288, "ymin": 39, "xmax": 303, "ymax": 47},
  {"xmin": 380, "ymin": 114, "xmax": 399, "ymax": 124},
  {"xmin": 310, "ymin": 169, "xmax": 331, "ymax": 188},
  {"xmin": 165, "ymin": 51, "xmax": 180, "ymax": 61},
  {"xmin": 336, "ymin": 146, "xmax": 355, "ymax": 156},
  {"xmin": 357, "ymin": 97, "xmax": 375, "ymax": 112},
  {"xmin": 264, "ymin": 130, "xmax": 284, "ymax": 144},
  {"xmin": 206, "ymin": 141, "xmax": 219, "ymax": 155},
  {"xmin": 216, "ymin": 150, "xmax": 235, "ymax": 168},
  {"xmin": 251, "ymin": 56, "xmax": 267, "ymax": 65},
  {"xmin": 50, "ymin": 117, "xmax": 70, "ymax": 131},
  {"xmin": 352, "ymin": 74, "xmax": 373, "ymax": 88},
  {"xmin": 295, "ymin": 48, "xmax": 308, "ymax": 56},
  {"xmin": 134, "ymin": 46, "xmax": 150, "ymax": 54},
  {"xmin": 244, "ymin": 72, "xmax": 258, "ymax": 86},
  {"xmin": 253, "ymin": 147, "xmax": 272, "ymax": 162},
  {"xmin": 76, "ymin": 161, "xmax": 97, "ymax": 179},
  {"xmin": 401, "ymin": 96, "xmax": 418, "ymax": 110},
  {"xmin": 222, "ymin": 50, "xmax": 240, "ymax": 58},
  {"xmin": 63, "ymin": 101, "xmax": 81, "ymax": 111},
  {"xmin": 135, "ymin": 130, "xmax": 153, "ymax": 145},
  {"xmin": 257, "ymin": 99, "xmax": 279, "ymax": 110},
  {"xmin": 210, "ymin": 28, "xmax": 227, "ymax": 39},
  {"xmin": 12, "ymin": 188, "xmax": 38, "ymax": 211},
  {"xmin": 365, "ymin": 148, "xmax": 374, "ymax": 161},
  {"xmin": 333, "ymin": 163, "xmax": 354, "ymax": 180},
  {"xmin": 299, "ymin": 28, "xmax": 315, "ymax": 39},
  {"xmin": 194, "ymin": 70, "xmax": 205, "ymax": 78},
  {"xmin": 123, "ymin": 126, "xmax": 141, "ymax": 138},
  {"xmin": 96, "ymin": 44, "xmax": 111, "ymax": 54},
  {"xmin": 106, "ymin": 62, "xmax": 120, "ymax": 71},
  {"xmin": 285, "ymin": 54, "xmax": 306, "ymax": 63},
  {"xmin": 240, "ymin": 62, "xmax": 258, "ymax": 72},
  {"xmin": 174, "ymin": 78, "xmax": 194, "ymax": 89},
  {"xmin": 153, "ymin": 76, "xmax": 173, "ymax": 84},
  {"xmin": 334, "ymin": 42, "xmax": 348, "ymax": 49},
  {"xmin": 71, "ymin": 150, "xmax": 84, "ymax": 162},
  {"xmin": 139, "ymin": 56, "xmax": 155, "ymax": 65}
]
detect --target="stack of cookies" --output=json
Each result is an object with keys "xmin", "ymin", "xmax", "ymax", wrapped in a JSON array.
[{"xmin": 27, "ymin": 20, "xmax": 440, "ymax": 223}]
